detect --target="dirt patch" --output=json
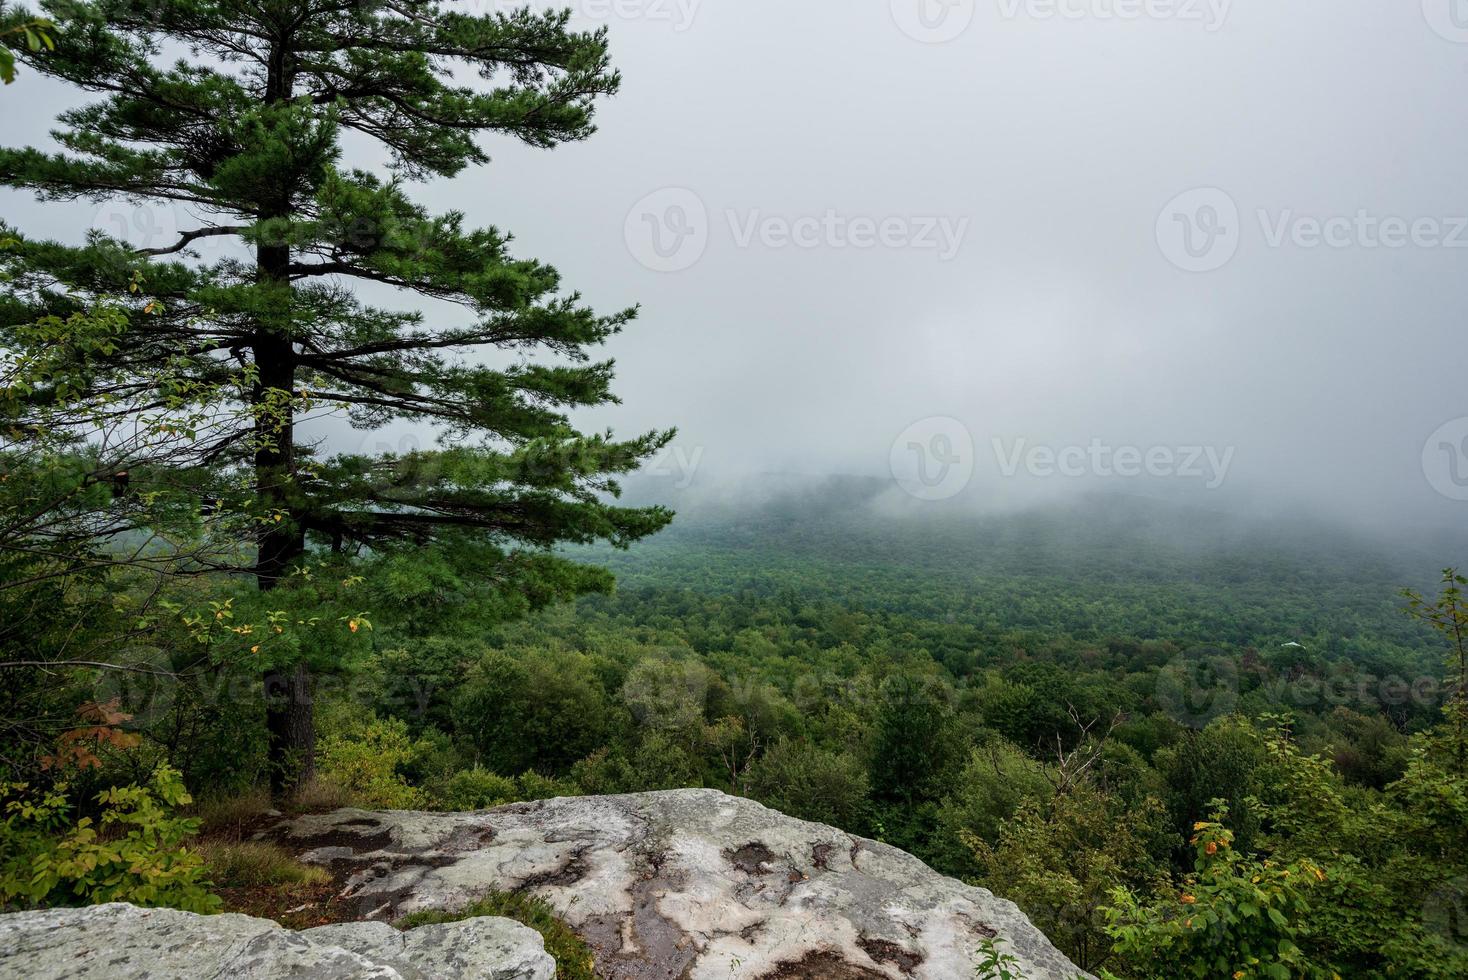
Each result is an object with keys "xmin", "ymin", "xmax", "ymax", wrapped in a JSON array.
[
  {"xmin": 518, "ymin": 845, "xmax": 592, "ymax": 889},
  {"xmin": 263, "ymin": 826, "xmax": 395, "ymax": 855},
  {"xmin": 759, "ymin": 951, "xmax": 889, "ymax": 979},
  {"xmin": 956, "ymin": 911, "xmax": 998, "ymax": 940},
  {"xmin": 725, "ymin": 842, "xmax": 777, "ymax": 875},
  {"xmin": 217, "ymin": 879, "xmax": 358, "ymax": 931},
  {"xmin": 857, "ymin": 937, "xmax": 924, "ymax": 974},
  {"xmin": 575, "ymin": 845, "xmax": 699, "ymax": 980},
  {"xmin": 337, "ymin": 817, "xmax": 382, "ymax": 829},
  {"xmin": 435, "ymin": 825, "xmax": 496, "ymax": 854}
]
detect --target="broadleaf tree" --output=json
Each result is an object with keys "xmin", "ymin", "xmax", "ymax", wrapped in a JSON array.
[{"xmin": 0, "ymin": 0, "xmax": 674, "ymax": 794}]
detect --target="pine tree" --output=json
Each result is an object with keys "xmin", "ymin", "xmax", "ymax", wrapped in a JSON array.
[{"xmin": 0, "ymin": 1, "xmax": 673, "ymax": 794}]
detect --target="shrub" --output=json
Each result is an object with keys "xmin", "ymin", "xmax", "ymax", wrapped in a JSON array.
[
  {"xmin": 429, "ymin": 768, "xmax": 581, "ymax": 811},
  {"xmin": 397, "ymin": 889, "xmax": 596, "ymax": 980},
  {"xmin": 1103, "ymin": 806, "xmax": 1330, "ymax": 980},
  {"xmin": 431, "ymin": 768, "xmax": 518, "ymax": 810},
  {"xmin": 0, "ymin": 764, "xmax": 219, "ymax": 913},
  {"xmin": 745, "ymin": 737, "xmax": 869, "ymax": 829},
  {"xmin": 316, "ymin": 714, "xmax": 432, "ymax": 809}
]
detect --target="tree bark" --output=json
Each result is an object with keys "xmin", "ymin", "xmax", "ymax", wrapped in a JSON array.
[
  {"xmin": 263, "ymin": 661, "xmax": 314, "ymax": 794},
  {"xmin": 258, "ymin": 29, "xmax": 310, "ymax": 799}
]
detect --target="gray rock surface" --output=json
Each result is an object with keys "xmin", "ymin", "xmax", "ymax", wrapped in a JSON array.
[
  {"xmin": 267, "ymin": 789, "xmax": 1090, "ymax": 980},
  {"xmin": 0, "ymin": 902, "xmax": 553, "ymax": 979},
  {"xmin": 304, "ymin": 918, "xmax": 554, "ymax": 979}
]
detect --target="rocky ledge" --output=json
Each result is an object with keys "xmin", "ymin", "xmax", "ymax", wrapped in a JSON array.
[
  {"xmin": 0, "ymin": 901, "xmax": 553, "ymax": 978},
  {"xmin": 262, "ymin": 789, "xmax": 1088, "ymax": 980}
]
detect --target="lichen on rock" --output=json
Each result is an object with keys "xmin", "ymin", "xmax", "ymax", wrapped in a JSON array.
[
  {"xmin": 0, "ymin": 901, "xmax": 553, "ymax": 979},
  {"xmin": 264, "ymin": 789, "xmax": 1090, "ymax": 980}
]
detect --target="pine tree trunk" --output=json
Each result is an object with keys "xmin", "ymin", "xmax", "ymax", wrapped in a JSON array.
[
  {"xmin": 256, "ymin": 235, "xmax": 310, "ymax": 797},
  {"xmin": 256, "ymin": 285, "xmax": 311, "ymax": 796},
  {"xmin": 264, "ymin": 661, "xmax": 314, "ymax": 795},
  {"xmin": 257, "ymin": 34, "xmax": 308, "ymax": 799}
]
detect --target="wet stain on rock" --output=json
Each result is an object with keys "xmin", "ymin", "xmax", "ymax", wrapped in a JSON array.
[
  {"xmin": 519, "ymin": 845, "xmax": 593, "ymax": 889},
  {"xmin": 725, "ymin": 842, "xmax": 778, "ymax": 875},
  {"xmin": 759, "ymin": 950, "xmax": 889, "ymax": 979},
  {"xmin": 857, "ymin": 937, "xmax": 924, "ymax": 974}
]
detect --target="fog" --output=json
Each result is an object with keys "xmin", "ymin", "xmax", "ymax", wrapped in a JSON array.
[{"xmin": 6, "ymin": 0, "xmax": 1468, "ymax": 534}]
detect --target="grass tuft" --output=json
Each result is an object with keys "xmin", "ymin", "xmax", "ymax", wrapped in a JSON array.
[
  {"xmin": 197, "ymin": 840, "xmax": 329, "ymax": 888},
  {"xmin": 193, "ymin": 788, "xmax": 273, "ymax": 841},
  {"xmin": 396, "ymin": 890, "xmax": 596, "ymax": 980},
  {"xmin": 289, "ymin": 777, "xmax": 356, "ymax": 813}
]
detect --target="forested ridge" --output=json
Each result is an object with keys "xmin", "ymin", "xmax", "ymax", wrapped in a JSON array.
[{"xmin": 13, "ymin": 488, "xmax": 1466, "ymax": 976}]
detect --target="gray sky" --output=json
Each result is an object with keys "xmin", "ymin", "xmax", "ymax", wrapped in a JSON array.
[{"xmin": 6, "ymin": 1, "xmax": 1468, "ymax": 529}]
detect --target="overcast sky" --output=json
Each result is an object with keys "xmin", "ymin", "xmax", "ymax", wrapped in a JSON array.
[{"xmin": 6, "ymin": 1, "xmax": 1468, "ymax": 529}]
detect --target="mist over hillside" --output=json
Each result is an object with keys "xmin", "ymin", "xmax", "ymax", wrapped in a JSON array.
[{"xmin": 614, "ymin": 472, "xmax": 1465, "ymax": 591}]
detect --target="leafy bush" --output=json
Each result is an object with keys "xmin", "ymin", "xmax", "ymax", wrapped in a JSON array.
[
  {"xmin": 316, "ymin": 714, "xmax": 432, "ymax": 809},
  {"xmin": 431, "ymin": 768, "xmax": 519, "ymax": 810},
  {"xmin": 396, "ymin": 889, "xmax": 596, "ymax": 980},
  {"xmin": 429, "ymin": 767, "xmax": 579, "ymax": 811},
  {"xmin": 745, "ymin": 737, "xmax": 869, "ymax": 828},
  {"xmin": 933, "ymin": 740, "xmax": 1053, "ymax": 874},
  {"xmin": 0, "ymin": 764, "xmax": 218, "ymax": 913},
  {"xmin": 971, "ymin": 784, "xmax": 1168, "ymax": 973},
  {"xmin": 1103, "ymin": 806, "xmax": 1329, "ymax": 980}
]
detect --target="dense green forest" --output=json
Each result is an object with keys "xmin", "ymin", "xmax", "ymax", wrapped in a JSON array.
[{"xmin": 8, "ymin": 486, "xmax": 1468, "ymax": 977}]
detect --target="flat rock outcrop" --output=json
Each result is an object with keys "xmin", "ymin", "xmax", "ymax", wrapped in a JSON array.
[
  {"xmin": 266, "ymin": 789, "xmax": 1088, "ymax": 980},
  {"xmin": 0, "ymin": 901, "xmax": 553, "ymax": 979}
]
